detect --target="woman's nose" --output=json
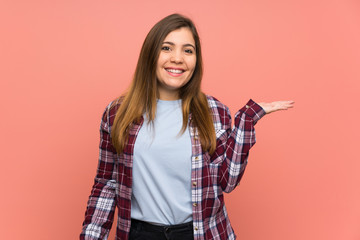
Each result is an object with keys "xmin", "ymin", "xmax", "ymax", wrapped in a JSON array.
[{"xmin": 170, "ymin": 50, "xmax": 183, "ymax": 63}]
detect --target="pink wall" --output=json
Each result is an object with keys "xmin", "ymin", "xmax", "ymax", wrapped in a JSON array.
[{"xmin": 1, "ymin": 0, "xmax": 359, "ymax": 239}]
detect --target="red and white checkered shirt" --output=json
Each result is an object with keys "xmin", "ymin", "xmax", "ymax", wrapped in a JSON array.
[{"xmin": 80, "ymin": 95, "xmax": 266, "ymax": 240}]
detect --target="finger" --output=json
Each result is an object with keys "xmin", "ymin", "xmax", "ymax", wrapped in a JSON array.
[
  {"xmin": 275, "ymin": 103, "xmax": 294, "ymax": 111},
  {"xmin": 280, "ymin": 104, "xmax": 293, "ymax": 109},
  {"xmin": 278, "ymin": 101, "xmax": 294, "ymax": 107}
]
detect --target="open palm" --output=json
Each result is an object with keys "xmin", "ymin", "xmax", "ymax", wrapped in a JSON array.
[{"xmin": 257, "ymin": 100, "xmax": 295, "ymax": 114}]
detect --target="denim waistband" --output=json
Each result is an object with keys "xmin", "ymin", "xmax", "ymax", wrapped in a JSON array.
[{"xmin": 131, "ymin": 219, "xmax": 193, "ymax": 233}]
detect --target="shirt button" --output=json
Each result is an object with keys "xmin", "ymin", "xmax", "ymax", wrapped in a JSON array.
[
  {"xmin": 245, "ymin": 105, "xmax": 250, "ymax": 109},
  {"xmin": 195, "ymin": 156, "xmax": 199, "ymax": 160},
  {"xmin": 194, "ymin": 136, "xmax": 198, "ymax": 140},
  {"xmin": 192, "ymin": 182, "xmax": 197, "ymax": 186},
  {"xmin": 193, "ymin": 203, "xmax": 197, "ymax": 207},
  {"xmin": 194, "ymin": 226, "xmax": 198, "ymax": 231}
]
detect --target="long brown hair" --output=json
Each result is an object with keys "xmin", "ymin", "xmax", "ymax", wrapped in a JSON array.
[{"xmin": 111, "ymin": 13, "xmax": 216, "ymax": 154}]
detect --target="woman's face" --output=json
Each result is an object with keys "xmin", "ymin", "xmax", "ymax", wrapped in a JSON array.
[{"xmin": 156, "ymin": 27, "xmax": 197, "ymax": 100}]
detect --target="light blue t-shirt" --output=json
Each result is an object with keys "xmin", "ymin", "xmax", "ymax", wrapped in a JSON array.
[{"xmin": 131, "ymin": 99, "xmax": 193, "ymax": 225}]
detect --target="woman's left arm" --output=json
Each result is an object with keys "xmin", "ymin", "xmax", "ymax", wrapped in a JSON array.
[{"xmin": 213, "ymin": 99, "xmax": 294, "ymax": 193}]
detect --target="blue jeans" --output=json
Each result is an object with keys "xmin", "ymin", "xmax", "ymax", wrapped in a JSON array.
[{"xmin": 129, "ymin": 219, "xmax": 194, "ymax": 240}]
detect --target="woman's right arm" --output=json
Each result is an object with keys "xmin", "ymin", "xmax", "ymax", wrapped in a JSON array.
[{"xmin": 80, "ymin": 103, "xmax": 118, "ymax": 240}]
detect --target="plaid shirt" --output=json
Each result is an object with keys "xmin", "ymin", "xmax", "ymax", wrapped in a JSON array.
[{"xmin": 80, "ymin": 95, "xmax": 266, "ymax": 240}]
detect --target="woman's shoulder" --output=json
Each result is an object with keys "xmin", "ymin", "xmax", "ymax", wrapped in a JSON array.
[
  {"xmin": 101, "ymin": 96, "xmax": 125, "ymax": 126},
  {"xmin": 205, "ymin": 94, "xmax": 230, "ymax": 115},
  {"xmin": 204, "ymin": 94, "xmax": 232, "ymax": 127}
]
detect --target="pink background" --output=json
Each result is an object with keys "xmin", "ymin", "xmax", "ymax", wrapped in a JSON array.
[{"xmin": 1, "ymin": 0, "xmax": 359, "ymax": 239}]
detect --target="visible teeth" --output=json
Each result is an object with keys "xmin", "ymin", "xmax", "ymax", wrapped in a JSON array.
[{"xmin": 166, "ymin": 68, "xmax": 183, "ymax": 73}]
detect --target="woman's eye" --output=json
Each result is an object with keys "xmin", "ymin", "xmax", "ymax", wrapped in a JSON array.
[
  {"xmin": 185, "ymin": 49, "xmax": 193, "ymax": 54},
  {"xmin": 161, "ymin": 46, "xmax": 170, "ymax": 51}
]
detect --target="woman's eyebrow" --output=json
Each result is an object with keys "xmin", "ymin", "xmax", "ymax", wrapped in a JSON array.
[{"xmin": 162, "ymin": 41, "xmax": 196, "ymax": 50}]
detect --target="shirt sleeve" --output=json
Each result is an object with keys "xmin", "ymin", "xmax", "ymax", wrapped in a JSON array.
[
  {"xmin": 80, "ymin": 103, "xmax": 118, "ymax": 240},
  {"xmin": 211, "ymin": 99, "xmax": 266, "ymax": 193}
]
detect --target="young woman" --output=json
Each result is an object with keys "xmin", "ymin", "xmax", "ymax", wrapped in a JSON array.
[{"xmin": 80, "ymin": 14, "xmax": 294, "ymax": 240}]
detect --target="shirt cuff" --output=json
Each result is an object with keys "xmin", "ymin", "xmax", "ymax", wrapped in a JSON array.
[{"xmin": 238, "ymin": 99, "xmax": 266, "ymax": 124}]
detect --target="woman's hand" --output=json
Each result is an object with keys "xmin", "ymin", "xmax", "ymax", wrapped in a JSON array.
[{"xmin": 257, "ymin": 100, "xmax": 295, "ymax": 114}]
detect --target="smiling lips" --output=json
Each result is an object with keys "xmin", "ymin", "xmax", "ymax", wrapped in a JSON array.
[{"xmin": 165, "ymin": 67, "xmax": 185, "ymax": 77}]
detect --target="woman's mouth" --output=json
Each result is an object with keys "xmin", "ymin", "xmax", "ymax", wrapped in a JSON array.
[{"xmin": 165, "ymin": 68, "xmax": 185, "ymax": 76}]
